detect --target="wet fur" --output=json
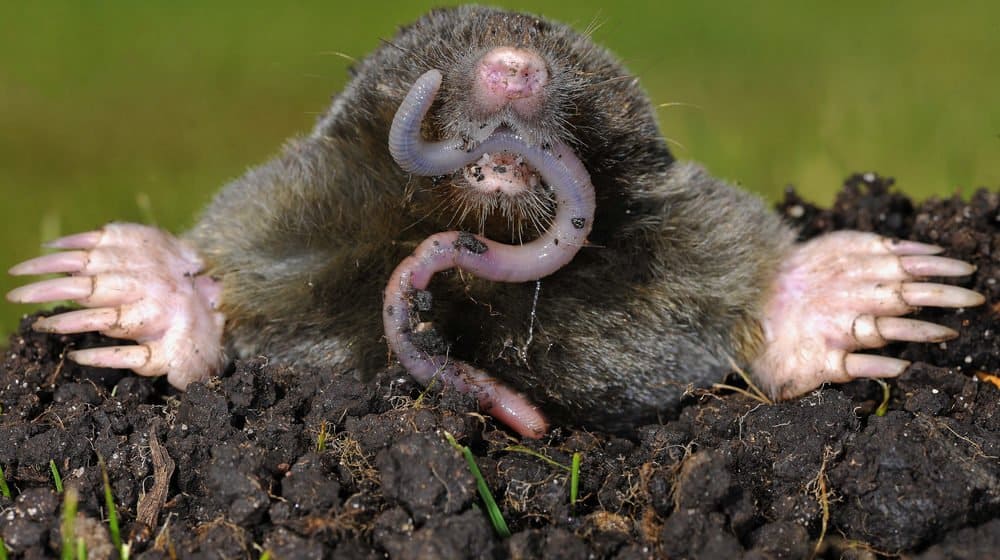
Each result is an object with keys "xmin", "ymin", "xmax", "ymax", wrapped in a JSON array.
[{"xmin": 185, "ymin": 6, "xmax": 794, "ymax": 430}]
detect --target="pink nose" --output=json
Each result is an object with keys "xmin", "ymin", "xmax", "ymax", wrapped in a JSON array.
[{"xmin": 472, "ymin": 47, "xmax": 548, "ymax": 118}]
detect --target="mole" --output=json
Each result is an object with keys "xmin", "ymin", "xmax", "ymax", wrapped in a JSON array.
[{"xmin": 7, "ymin": 6, "xmax": 985, "ymax": 437}]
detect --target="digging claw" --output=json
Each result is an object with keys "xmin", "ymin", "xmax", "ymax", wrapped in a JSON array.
[
  {"xmin": 899, "ymin": 255, "xmax": 976, "ymax": 277},
  {"xmin": 32, "ymin": 308, "xmax": 119, "ymax": 334},
  {"xmin": 851, "ymin": 315, "xmax": 958, "ymax": 348},
  {"xmin": 8, "ymin": 251, "xmax": 89, "ymax": 276},
  {"xmin": 844, "ymin": 354, "xmax": 911, "ymax": 379},
  {"xmin": 69, "ymin": 345, "xmax": 152, "ymax": 371},
  {"xmin": 44, "ymin": 230, "xmax": 103, "ymax": 250},
  {"xmin": 901, "ymin": 283, "xmax": 985, "ymax": 308},
  {"xmin": 7, "ymin": 276, "xmax": 94, "ymax": 303},
  {"xmin": 883, "ymin": 238, "xmax": 944, "ymax": 255}
]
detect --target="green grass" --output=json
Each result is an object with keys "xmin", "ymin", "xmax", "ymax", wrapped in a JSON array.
[
  {"xmin": 59, "ymin": 486, "xmax": 80, "ymax": 560},
  {"xmin": 99, "ymin": 457, "xmax": 126, "ymax": 560},
  {"xmin": 570, "ymin": 452, "xmax": 581, "ymax": 506},
  {"xmin": 444, "ymin": 431, "xmax": 511, "ymax": 538},
  {"xmin": 504, "ymin": 445, "xmax": 582, "ymax": 505},
  {"xmin": 0, "ymin": 466, "xmax": 10, "ymax": 499},
  {"xmin": 316, "ymin": 420, "xmax": 329, "ymax": 453},
  {"xmin": 50, "ymin": 460, "xmax": 64, "ymax": 493},
  {"xmin": 874, "ymin": 379, "xmax": 891, "ymax": 417},
  {"xmin": 504, "ymin": 445, "xmax": 572, "ymax": 472},
  {"xmin": 1, "ymin": 1, "xmax": 998, "ymax": 339}
]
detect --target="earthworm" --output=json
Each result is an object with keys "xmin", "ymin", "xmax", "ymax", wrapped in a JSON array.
[{"xmin": 383, "ymin": 69, "xmax": 595, "ymax": 437}]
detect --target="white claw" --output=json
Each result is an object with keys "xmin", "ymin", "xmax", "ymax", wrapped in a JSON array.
[
  {"xmin": 6, "ymin": 276, "xmax": 94, "ymax": 303},
  {"xmin": 33, "ymin": 308, "xmax": 119, "ymax": 334},
  {"xmin": 853, "ymin": 316, "xmax": 958, "ymax": 347},
  {"xmin": 844, "ymin": 354, "xmax": 910, "ymax": 378},
  {"xmin": 883, "ymin": 238, "xmax": 943, "ymax": 256},
  {"xmin": 899, "ymin": 255, "xmax": 976, "ymax": 277},
  {"xmin": 9, "ymin": 251, "xmax": 89, "ymax": 275},
  {"xmin": 5, "ymin": 274, "xmax": 144, "ymax": 308},
  {"xmin": 45, "ymin": 230, "xmax": 103, "ymax": 250},
  {"xmin": 878, "ymin": 316, "xmax": 958, "ymax": 343},
  {"xmin": 68, "ymin": 345, "xmax": 152, "ymax": 371},
  {"xmin": 901, "ymin": 283, "xmax": 986, "ymax": 308}
]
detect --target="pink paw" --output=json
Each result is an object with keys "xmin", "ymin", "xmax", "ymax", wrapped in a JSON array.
[
  {"xmin": 7, "ymin": 223, "xmax": 225, "ymax": 389},
  {"xmin": 753, "ymin": 231, "xmax": 985, "ymax": 399}
]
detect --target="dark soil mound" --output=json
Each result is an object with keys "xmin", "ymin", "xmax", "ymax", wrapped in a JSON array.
[{"xmin": 2, "ymin": 174, "xmax": 998, "ymax": 559}]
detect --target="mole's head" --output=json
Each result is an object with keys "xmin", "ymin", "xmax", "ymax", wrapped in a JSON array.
[{"xmin": 322, "ymin": 6, "xmax": 673, "ymax": 242}]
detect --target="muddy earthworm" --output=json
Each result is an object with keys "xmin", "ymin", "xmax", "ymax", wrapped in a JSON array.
[{"xmin": 383, "ymin": 69, "xmax": 595, "ymax": 438}]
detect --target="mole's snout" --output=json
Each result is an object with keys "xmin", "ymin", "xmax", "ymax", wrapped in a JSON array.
[{"xmin": 473, "ymin": 46, "xmax": 548, "ymax": 118}]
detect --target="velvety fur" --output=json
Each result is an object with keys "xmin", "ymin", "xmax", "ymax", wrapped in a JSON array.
[{"xmin": 185, "ymin": 6, "xmax": 794, "ymax": 430}]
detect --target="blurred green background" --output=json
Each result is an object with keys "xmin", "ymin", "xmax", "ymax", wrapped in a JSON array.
[{"xmin": 1, "ymin": 1, "xmax": 998, "ymax": 340}]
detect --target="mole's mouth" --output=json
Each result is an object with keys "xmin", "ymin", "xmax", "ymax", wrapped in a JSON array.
[{"xmin": 461, "ymin": 150, "xmax": 543, "ymax": 196}]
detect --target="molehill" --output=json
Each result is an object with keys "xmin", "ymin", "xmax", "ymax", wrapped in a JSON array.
[{"xmin": 1, "ymin": 174, "xmax": 998, "ymax": 559}]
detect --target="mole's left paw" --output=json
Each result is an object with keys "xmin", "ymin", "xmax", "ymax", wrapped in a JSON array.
[
  {"xmin": 752, "ymin": 230, "xmax": 985, "ymax": 399},
  {"xmin": 6, "ymin": 223, "xmax": 225, "ymax": 389}
]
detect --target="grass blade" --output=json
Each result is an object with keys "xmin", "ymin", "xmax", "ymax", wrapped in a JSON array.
[
  {"xmin": 874, "ymin": 379, "xmax": 891, "ymax": 417},
  {"xmin": 316, "ymin": 420, "xmax": 328, "ymax": 453},
  {"xmin": 503, "ymin": 445, "xmax": 570, "ymax": 472},
  {"xmin": 50, "ymin": 460, "xmax": 63, "ymax": 493},
  {"xmin": 99, "ymin": 456, "xmax": 124, "ymax": 558},
  {"xmin": 0, "ymin": 466, "xmax": 11, "ymax": 499},
  {"xmin": 444, "ymin": 432, "xmax": 511, "ymax": 538},
  {"xmin": 570, "ymin": 452, "xmax": 581, "ymax": 506},
  {"xmin": 60, "ymin": 487, "xmax": 78, "ymax": 560}
]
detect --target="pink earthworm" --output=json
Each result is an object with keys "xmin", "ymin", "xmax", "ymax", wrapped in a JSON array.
[{"xmin": 383, "ymin": 69, "xmax": 595, "ymax": 437}]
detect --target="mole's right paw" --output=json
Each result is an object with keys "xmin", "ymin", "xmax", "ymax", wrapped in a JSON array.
[
  {"xmin": 7, "ymin": 223, "xmax": 225, "ymax": 389},
  {"xmin": 751, "ymin": 231, "xmax": 985, "ymax": 400}
]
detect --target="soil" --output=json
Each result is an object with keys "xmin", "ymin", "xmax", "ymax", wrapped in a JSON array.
[{"xmin": 1, "ymin": 173, "xmax": 998, "ymax": 559}]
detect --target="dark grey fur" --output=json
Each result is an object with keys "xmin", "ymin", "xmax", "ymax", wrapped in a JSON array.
[{"xmin": 184, "ymin": 6, "xmax": 795, "ymax": 430}]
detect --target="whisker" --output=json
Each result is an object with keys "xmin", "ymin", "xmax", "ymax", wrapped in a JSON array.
[
  {"xmin": 400, "ymin": 182, "xmax": 453, "ymax": 233},
  {"xmin": 379, "ymin": 38, "xmax": 435, "ymax": 69},
  {"xmin": 316, "ymin": 51, "xmax": 358, "ymax": 63},
  {"xmin": 664, "ymin": 136, "xmax": 688, "ymax": 153},
  {"xmin": 580, "ymin": 13, "xmax": 607, "ymax": 39},
  {"xmin": 581, "ymin": 74, "xmax": 635, "ymax": 89},
  {"xmin": 657, "ymin": 101, "xmax": 703, "ymax": 111}
]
